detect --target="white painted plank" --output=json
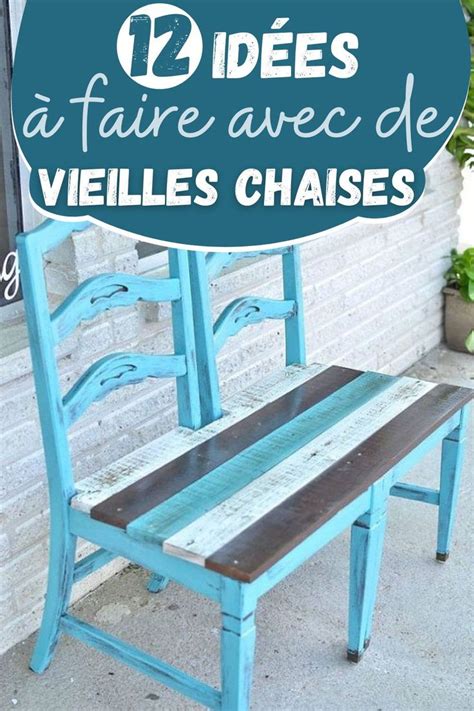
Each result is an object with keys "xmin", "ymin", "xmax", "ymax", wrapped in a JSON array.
[
  {"xmin": 163, "ymin": 378, "xmax": 436, "ymax": 565},
  {"xmin": 71, "ymin": 362, "xmax": 330, "ymax": 513}
]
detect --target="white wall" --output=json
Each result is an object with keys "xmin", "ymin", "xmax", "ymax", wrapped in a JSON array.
[{"xmin": 0, "ymin": 150, "xmax": 463, "ymax": 654}]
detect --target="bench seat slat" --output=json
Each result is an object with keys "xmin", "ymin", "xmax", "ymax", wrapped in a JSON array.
[
  {"xmin": 162, "ymin": 378, "xmax": 436, "ymax": 565},
  {"xmin": 127, "ymin": 370, "xmax": 394, "ymax": 544},
  {"xmin": 71, "ymin": 360, "xmax": 472, "ymax": 584},
  {"xmin": 71, "ymin": 363, "xmax": 329, "ymax": 514},
  {"xmin": 90, "ymin": 364, "xmax": 354, "ymax": 527},
  {"xmin": 206, "ymin": 383, "xmax": 472, "ymax": 581}
]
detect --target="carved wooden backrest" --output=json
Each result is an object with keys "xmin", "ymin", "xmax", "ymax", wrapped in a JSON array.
[
  {"xmin": 17, "ymin": 220, "xmax": 201, "ymax": 505},
  {"xmin": 188, "ymin": 247, "xmax": 306, "ymax": 425}
]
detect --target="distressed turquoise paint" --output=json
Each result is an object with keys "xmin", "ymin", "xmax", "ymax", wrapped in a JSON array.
[
  {"xmin": 17, "ymin": 223, "xmax": 203, "ymax": 684},
  {"xmin": 206, "ymin": 248, "xmax": 290, "ymax": 280},
  {"xmin": 147, "ymin": 573, "xmax": 170, "ymax": 593},
  {"xmin": 17, "ymin": 232, "xmax": 78, "ymax": 673},
  {"xmin": 188, "ymin": 251, "xmax": 222, "ymax": 425},
  {"xmin": 63, "ymin": 353, "xmax": 187, "ymax": 427},
  {"xmin": 214, "ymin": 297, "xmax": 296, "ymax": 353},
  {"xmin": 437, "ymin": 404, "xmax": 471, "ymax": 561},
  {"xmin": 18, "ymin": 221, "xmax": 471, "ymax": 710},
  {"xmin": 390, "ymin": 483, "xmax": 439, "ymax": 506},
  {"xmin": 282, "ymin": 247, "xmax": 306, "ymax": 365},
  {"xmin": 169, "ymin": 249, "xmax": 202, "ymax": 430},
  {"xmin": 348, "ymin": 477, "xmax": 390, "ymax": 662},
  {"xmin": 190, "ymin": 246, "xmax": 307, "ymax": 424},
  {"xmin": 253, "ymin": 492, "xmax": 371, "ymax": 597},
  {"xmin": 52, "ymin": 274, "xmax": 181, "ymax": 343},
  {"xmin": 220, "ymin": 579, "xmax": 256, "ymax": 711},
  {"xmin": 69, "ymin": 508, "xmax": 222, "ymax": 601},
  {"xmin": 61, "ymin": 615, "xmax": 221, "ymax": 709},
  {"xmin": 73, "ymin": 548, "xmax": 117, "ymax": 583},
  {"xmin": 18, "ymin": 219, "xmax": 91, "ymax": 254},
  {"xmin": 128, "ymin": 371, "xmax": 395, "ymax": 545}
]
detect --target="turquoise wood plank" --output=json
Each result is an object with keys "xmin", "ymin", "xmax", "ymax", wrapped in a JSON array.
[
  {"xmin": 69, "ymin": 508, "xmax": 222, "ymax": 602},
  {"xmin": 19, "ymin": 219, "xmax": 91, "ymax": 254},
  {"xmin": 147, "ymin": 573, "xmax": 169, "ymax": 593},
  {"xmin": 168, "ymin": 249, "xmax": 202, "ymax": 429},
  {"xmin": 63, "ymin": 352, "xmax": 187, "ymax": 426},
  {"xmin": 188, "ymin": 251, "xmax": 223, "ymax": 425},
  {"xmin": 206, "ymin": 248, "xmax": 290, "ymax": 280},
  {"xmin": 252, "ymin": 411, "xmax": 460, "ymax": 601},
  {"xmin": 254, "ymin": 491, "xmax": 371, "ymax": 598},
  {"xmin": 60, "ymin": 615, "xmax": 221, "ymax": 709},
  {"xmin": 282, "ymin": 247, "xmax": 306, "ymax": 365},
  {"xmin": 348, "ymin": 476, "xmax": 390, "ymax": 662},
  {"xmin": 220, "ymin": 578, "xmax": 256, "ymax": 711},
  {"xmin": 214, "ymin": 297, "xmax": 296, "ymax": 353},
  {"xmin": 437, "ymin": 403, "xmax": 471, "ymax": 560},
  {"xmin": 390, "ymin": 483, "xmax": 439, "ymax": 505},
  {"xmin": 17, "ymin": 233, "xmax": 80, "ymax": 673},
  {"xmin": 73, "ymin": 548, "xmax": 117, "ymax": 583},
  {"xmin": 127, "ymin": 371, "xmax": 395, "ymax": 545},
  {"xmin": 51, "ymin": 274, "xmax": 181, "ymax": 343}
]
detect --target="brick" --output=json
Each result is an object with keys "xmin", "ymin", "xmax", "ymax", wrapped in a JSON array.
[
  {"xmin": 111, "ymin": 308, "xmax": 141, "ymax": 344},
  {"xmin": 114, "ymin": 250, "xmax": 139, "ymax": 274},
  {"xmin": 0, "ymin": 420, "xmax": 41, "ymax": 465},
  {"xmin": 1, "ymin": 542, "xmax": 48, "ymax": 591},
  {"xmin": 0, "ymin": 533, "xmax": 11, "ymax": 560},
  {"xmin": 0, "ymin": 593, "xmax": 16, "ymax": 627},
  {"xmin": 0, "ymin": 483, "xmax": 48, "ymax": 536},
  {"xmin": 1, "ymin": 451, "xmax": 46, "ymax": 502}
]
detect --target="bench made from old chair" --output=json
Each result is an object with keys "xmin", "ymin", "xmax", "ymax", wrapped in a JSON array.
[
  {"xmin": 18, "ymin": 224, "xmax": 471, "ymax": 711},
  {"xmin": 188, "ymin": 246, "xmax": 472, "ymax": 564}
]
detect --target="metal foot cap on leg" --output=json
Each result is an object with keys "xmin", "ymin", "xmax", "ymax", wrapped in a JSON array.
[
  {"xmin": 347, "ymin": 639, "xmax": 370, "ymax": 663},
  {"xmin": 436, "ymin": 551, "xmax": 449, "ymax": 562}
]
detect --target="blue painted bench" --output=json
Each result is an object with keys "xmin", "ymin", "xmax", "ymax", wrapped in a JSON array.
[{"xmin": 18, "ymin": 222, "xmax": 471, "ymax": 710}]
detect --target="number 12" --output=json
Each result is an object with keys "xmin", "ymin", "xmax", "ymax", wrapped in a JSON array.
[{"xmin": 129, "ymin": 13, "xmax": 192, "ymax": 78}]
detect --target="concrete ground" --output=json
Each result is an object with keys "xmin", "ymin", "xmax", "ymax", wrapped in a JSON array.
[{"xmin": 1, "ymin": 345, "xmax": 473, "ymax": 711}]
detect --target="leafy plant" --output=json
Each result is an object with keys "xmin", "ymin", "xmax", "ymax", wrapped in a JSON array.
[
  {"xmin": 447, "ymin": 0, "xmax": 474, "ymax": 168},
  {"xmin": 466, "ymin": 329, "xmax": 474, "ymax": 352},
  {"xmin": 444, "ymin": 247, "xmax": 474, "ymax": 301}
]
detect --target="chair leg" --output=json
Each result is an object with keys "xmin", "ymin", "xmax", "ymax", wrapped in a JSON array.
[
  {"xmin": 437, "ymin": 414, "xmax": 468, "ymax": 562},
  {"xmin": 30, "ymin": 531, "xmax": 77, "ymax": 673},
  {"xmin": 221, "ymin": 580, "xmax": 257, "ymax": 711},
  {"xmin": 348, "ymin": 484, "xmax": 388, "ymax": 663},
  {"xmin": 147, "ymin": 573, "xmax": 170, "ymax": 593}
]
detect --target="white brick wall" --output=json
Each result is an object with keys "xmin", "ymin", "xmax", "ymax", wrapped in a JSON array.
[{"xmin": 0, "ymin": 151, "xmax": 462, "ymax": 653}]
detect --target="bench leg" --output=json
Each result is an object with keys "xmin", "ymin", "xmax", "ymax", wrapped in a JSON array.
[
  {"xmin": 437, "ymin": 411, "xmax": 468, "ymax": 562},
  {"xmin": 147, "ymin": 573, "xmax": 170, "ymax": 593},
  {"xmin": 221, "ymin": 581, "xmax": 257, "ymax": 711},
  {"xmin": 347, "ymin": 487, "xmax": 388, "ymax": 663},
  {"xmin": 30, "ymin": 530, "xmax": 77, "ymax": 673}
]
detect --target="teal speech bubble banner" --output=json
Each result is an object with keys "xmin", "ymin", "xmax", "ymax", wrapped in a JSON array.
[{"xmin": 12, "ymin": 0, "xmax": 470, "ymax": 249}]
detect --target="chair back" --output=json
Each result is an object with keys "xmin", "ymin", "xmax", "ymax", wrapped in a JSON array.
[
  {"xmin": 17, "ymin": 220, "xmax": 201, "ymax": 506},
  {"xmin": 188, "ymin": 247, "xmax": 306, "ymax": 425}
]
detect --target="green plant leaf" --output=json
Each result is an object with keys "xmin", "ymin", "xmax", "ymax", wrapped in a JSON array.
[
  {"xmin": 444, "ymin": 247, "xmax": 474, "ymax": 300},
  {"xmin": 469, "ymin": 278, "xmax": 474, "ymax": 301},
  {"xmin": 462, "ymin": 0, "xmax": 474, "ymax": 18},
  {"xmin": 447, "ymin": 3, "xmax": 474, "ymax": 167},
  {"xmin": 465, "ymin": 330, "xmax": 474, "ymax": 353}
]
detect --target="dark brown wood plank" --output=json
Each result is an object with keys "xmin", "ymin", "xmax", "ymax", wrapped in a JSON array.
[
  {"xmin": 206, "ymin": 384, "xmax": 472, "ymax": 582},
  {"xmin": 91, "ymin": 366, "xmax": 363, "ymax": 527}
]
